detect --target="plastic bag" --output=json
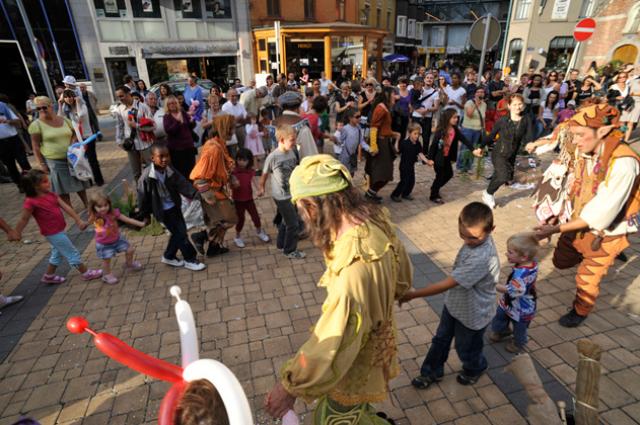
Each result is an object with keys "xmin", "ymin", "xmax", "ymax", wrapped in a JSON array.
[
  {"xmin": 67, "ymin": 133, "xmax": 98, "ymax": 182},
  {"xmin": 181, "ymin": 195, "xmax": 204, "ymax": 230}
]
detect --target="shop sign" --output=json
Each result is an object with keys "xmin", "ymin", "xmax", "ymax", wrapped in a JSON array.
[
  {"xmin": 109, "ymin": 46, "xmax": 130, "ymax": 55},
  {"xmin": 297, "ymin": 43, "xmax": 313, "ymax": 49},
  {"xmin": 446, "ymin": 46, "xmax": 463, "ymax": 54},
  {"xmin": 551, "ymin": 0, "xmax": 571, "ymax": 21},
  {"xmin": 426, "ymin": 47, "xmax": 445, "ymax": 54},
  {"xmin": 141, "ymin": 42, "xmax": 238, "ymax": 57},
  {"xmin": 93, "ymin": 68, "xmax": 106, "ymax": 82}
]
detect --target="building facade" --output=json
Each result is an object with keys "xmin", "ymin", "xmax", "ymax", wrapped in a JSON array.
[
  {"xmin": 251, "ymin": 0, "xmax": 390, "ymax": 81},
  {"xmin": 503, "ymin": 0, "xmax": 596, "ymax": 76},
  {"xmin": 395, "ymin": 0, "xmax": 426, "ymax": 68},
  {"xmin": 420, "ymin": 0, "xmax": 510, "ymax": 67},
  {"xmin": 578, "ymin": 0, "xmax": 640, "ymax": 72}
]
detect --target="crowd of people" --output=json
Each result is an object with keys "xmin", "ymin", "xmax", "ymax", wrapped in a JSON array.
[{"xmin": 0, "ymin": 59, "xmax": 639, "ymax": 424}]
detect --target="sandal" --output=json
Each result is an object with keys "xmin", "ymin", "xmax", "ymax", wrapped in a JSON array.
[
  {"xmin": 411, "ymin": 374, "xmax": 442, "ymax": 389},
  {"xmin": 127, "ymin": 261, "xmax": 143, "ymax": 271},
  {"xmin": 101, "ymin": 273, "xmax": 119, "ymax": 285},
  {"xmin": 81, "ymin": 269, "xmax": 103, "ymax": 281},
  {"xmin": 41, "ymin": 274, "xmax": 66, "ymax": 284}
]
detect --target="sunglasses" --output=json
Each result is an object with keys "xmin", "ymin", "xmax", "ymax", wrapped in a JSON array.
[
  {"xmin": 36, "ymin": 106, "xmax": 49, "ymax": 111},
  {"xmin": 354, "ymin": 115, "xmax": 361, "ymax": 118},
  {"xmin": 366, "ymin": 83, "xmax": 374, "ymax": 87}
]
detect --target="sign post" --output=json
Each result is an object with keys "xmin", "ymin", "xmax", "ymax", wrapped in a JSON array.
[
  {"xmin": 469, "ymin": 15, "xmax": 501, "ymax": 79},
  {"xmin": 567, "ymin": 18, "xmax": 596, "ymax": 75}
]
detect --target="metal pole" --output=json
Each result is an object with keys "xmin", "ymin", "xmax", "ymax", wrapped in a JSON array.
[
  {"xmin": 500, "ymin": 0, "xmax": 513, "ymax": 74},
  {"xmin": 478, "ymin": 14, "xmax": 491, "ymax": 80},
  {"xmin": 15, "ymin": 0, "xmax": 55, "ymax": 99},
  {"xmin": 37, "ymin": 0, "xmax": 66, "ymax": 77},
  {"xmin": 274, "ymin": 20, "xmax": 281, "ymax": 75},
  {"xmin": 565, "ymin": 41, "xmax": 581, "ymax": 77}
]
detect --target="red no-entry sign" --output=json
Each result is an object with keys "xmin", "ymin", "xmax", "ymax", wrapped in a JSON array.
[{"xmin": 574, "ymin": 18, "xmax": 596, "ymax": 42}]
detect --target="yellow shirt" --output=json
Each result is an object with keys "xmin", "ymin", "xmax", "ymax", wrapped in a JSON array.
[
  {"xmin": 280, "ymin": 214, "xmax": 412, "ymax": 405},
  {"xmin": 28, "ymin": 118, "xmax": 73, "ymax": 160}
]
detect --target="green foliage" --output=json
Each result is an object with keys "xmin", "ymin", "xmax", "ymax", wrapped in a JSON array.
[{"xmin": 130, "ymin": 216, "xmax": 165, "ymax": 237}]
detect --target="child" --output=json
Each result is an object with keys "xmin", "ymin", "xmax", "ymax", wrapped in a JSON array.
[
  {"xmin": 88, "ymin": 192, "xmax": 146, "ymax": 284},
  {"xmin": 174, "ymin": 379, "xmax": 230, "ymax": 425},
  {"xmin": 391, "ymin": 123, "xmax": 428, "ymax": 202},
  {"xmin": 401, "ymin": 202, "xmax": 499, "ymax": 387},
  {"xmin": 244, "ymin": 112, "xmax": 265, "ymax": 172},
  {"xmin": 15, "ymin": 170, "xmax": 102, "ymax": 283},
  {"xmin": 427, "ymin": 109, "xmax": 475, "ymax": 204},
  {"xmin": 557, "ymin": 100, "xmax": 576, "ymax": 123},
  {"xmin": 260, "ymin": 108, "xmax": 277, "ymax": 154},
  {"xmin": 489, "ymin": 233, "xmax": 539, "ymax": 353},
  {"xmin": 338, "ymin": 108, "xmax": 369, "ymax": 176},
  {"xmin": 231, "ymin": 148, "xmax": 270, "ymax": 248},
  {"xmin": 137, "ymin": 143, "xmax": 206, "ymax": 271},
  {"xmin": 332, "ymin": 121, "xmax": 344, "ymax": 158},
  {"xmin": 257, "ymin": 124, "xmax": 305, "ymax": 259}
]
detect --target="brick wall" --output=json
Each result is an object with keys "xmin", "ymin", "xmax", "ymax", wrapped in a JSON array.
[{"xmin": 250, "ymin": 0, "xmax": 358, "ymax": 27}]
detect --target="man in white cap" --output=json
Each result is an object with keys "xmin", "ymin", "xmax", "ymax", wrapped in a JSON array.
[{"xmin": 273, "ymin": 91, "xmax": 318, "ymax": 159}]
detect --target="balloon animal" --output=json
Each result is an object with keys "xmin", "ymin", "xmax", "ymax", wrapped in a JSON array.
[{"xmin": 66, "ymin": 286, "xmax": 254, "ymax": 425}]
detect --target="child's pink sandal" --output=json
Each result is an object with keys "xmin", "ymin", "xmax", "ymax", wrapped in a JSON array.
[
  {"xmin": 81, "ymin": 269, "xmax": 103, "ymax": 281},
  {"xmin": 41, "ymin": 274, "xmax": 66, "ymax": 284},
  {"xmin": 127, "ymin": 261, "xmax": 143, "ymax": 271}
]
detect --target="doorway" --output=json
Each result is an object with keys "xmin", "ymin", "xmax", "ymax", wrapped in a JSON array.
[
  {"xmin": 612, "ymin": 44, "xmax": 638, "ymax": 65},
  {"xmin": 105, "ymin": 58, "xmax": 138, "ymax": 92}
]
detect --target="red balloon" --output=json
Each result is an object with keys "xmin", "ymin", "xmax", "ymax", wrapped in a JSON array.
[
  {"xmin": 67, "ymin": 316, "xmax": 89, "ymax": 334},
  {"xmin": 158, "ymin": 381, "xmax": 186, "ymax": 425},
  {"xmin": 94, "ymin": 333, "xmax": 183, "ymax": 383}
]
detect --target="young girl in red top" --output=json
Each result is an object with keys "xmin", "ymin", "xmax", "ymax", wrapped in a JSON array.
[
  {"xmin": 88, "ymin": 193, "xmax": 146, "ymax": 284},
  {"xmin": 231, "ymin": 148, "xmax": 270, "ymax": 248},
  {"xmin": 15, "ymin": 170, "xmax": 102, "ymax": 284}
]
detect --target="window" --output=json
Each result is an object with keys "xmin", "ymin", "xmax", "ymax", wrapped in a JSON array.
[
  {"xmin": 396, "ymin": 15, "xmax": 407, "ymax": 37},
  {"xmin": 361, "ymin": 5, "xmax": 370, "ymax": 25},
  {"xmin": 131, "ymin": 0, "xmax": 162, "ymax": 18},
  {"xmin": 622, "ymin": 3, "xmax": 640, "ymax": 34},
  {"xmin": 407, "ymin": 19, "xmax": 416, "ymax": 38},
  {"xmin": 267, "ymin": 0, "xmax": 280, "ymax": 17},
  {"xmin": 339, "ymin": 0, "xmax": 345, "ymax": 20},
  {"xmin": 304, "ymin": 0, "xmax": 314, "ymax": 19},
  {"xmin": 174, "ymin": 0, "xmax": 202, "ymax": 19},
  {"xmin": 546, "ymin": 36, "xmax": 576, "ymax": 69},
  {"xmin": 205, "ymin": 0, "xmax": 232, "ymax": 19},
  {"xmin": 416, "ymin": 22, "xmax": 423, "ymax": 42},
  {"xmin": 377, "ymin": 8, "xmax": 381, "ymax": 27},
  {"xmin": 386, "ymin": 11, "xmax": 391, "ymax": 30},
  {"xmin": 507, "ymin": 39, "xmax": 523, "ymax": 75},
  {"xmin": 93, "ymin": 0, "xmax": 126, "ymax": 18},
  {"xmin": 579, "ymin": 0, "xmax": 595, "ymax": 18},
  {"xmin": 515, "ymin": 0, "xmax": 532, "ymax": 20}
]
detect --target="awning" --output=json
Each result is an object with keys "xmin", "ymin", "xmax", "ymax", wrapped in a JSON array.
[{"xmin": 383, "ymin": 54, "xmax": 409, "ymax": 63}]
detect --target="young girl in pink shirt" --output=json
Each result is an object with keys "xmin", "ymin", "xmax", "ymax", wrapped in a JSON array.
[
  {"xmin": 88, "ymin": 193, "xmax": 145, "ymax": 284},
  {"xmin": 15, "ymin": 170, "xmax": 102, "ymax": 284}
]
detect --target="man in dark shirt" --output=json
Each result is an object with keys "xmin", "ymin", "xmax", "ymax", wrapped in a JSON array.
[{"xmin": 565, "ymin": 69, "xmax": 583, "ymax": 104}]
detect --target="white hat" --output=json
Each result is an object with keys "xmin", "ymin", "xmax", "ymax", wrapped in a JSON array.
[{"xmin": 63, "ymin": 75, "xmax": 77, "ymax": 86}]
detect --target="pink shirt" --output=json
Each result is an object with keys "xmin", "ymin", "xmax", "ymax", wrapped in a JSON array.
[
  {"xmin": 23, "ymin": 192, "xmax": 66, "ymax": 236},
  {"xmin": 94, "ymin": 209, "xmax": 121, "ymax": 245}
]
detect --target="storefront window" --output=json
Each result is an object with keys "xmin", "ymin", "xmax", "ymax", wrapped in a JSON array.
[
  {"xmin": 93, "ymin": 0, "xmax": 127, "ymax": 18},
  {"xmin": 131, "ymin": 0, "xmax": 161, "ymax": 18},
  {"xmin": 174, "ymin": 0, "xmax": 202, "ymax": 19},
  {"xmin": 507, "ymin": 38, "xmax": 523, "ymax": 75},
  {"xmin": 546, "ymin": 36, "xmax": 575, "ymax": 70},
  {"xmin": 331, "ymin": 36, "xmax": 364, "ymax": 80},
  {"xmin": 205, "ymin": 0, "xmax": 232, "ymax": 19}
]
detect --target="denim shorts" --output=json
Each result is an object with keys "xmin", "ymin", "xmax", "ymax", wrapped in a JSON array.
[{"xmin": 96, "ymin": 236, "xmax": 130, "ymax": 259}]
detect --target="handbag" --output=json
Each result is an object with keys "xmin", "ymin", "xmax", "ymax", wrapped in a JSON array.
[
  {"xmin": 122, "ymin": 128, "xmax": 136, "ymax": 151},
  {"xmin": 620, "ymin": 95, "xmax": 636, "ymax": 112}
]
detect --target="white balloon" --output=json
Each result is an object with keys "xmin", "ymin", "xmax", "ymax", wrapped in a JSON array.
[
  {"xmin": 282, "ymin": 410, "xmax": 300, "ymax": 425},
  {"xmin": 183, "ymin": 359, "xmax": 255, "ymax": 425},
  {"xmin": 171, "ymin": 286, "xmax": 199, "ymax": 368}
]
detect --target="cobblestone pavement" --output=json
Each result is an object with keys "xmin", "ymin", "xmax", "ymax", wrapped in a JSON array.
[{"xmin": 1, "ymin": 125, "xmax": 639, "ymax": 425}]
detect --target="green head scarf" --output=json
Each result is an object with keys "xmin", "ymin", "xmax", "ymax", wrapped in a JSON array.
[{"xmin": 290, "ymin": 154, "xmax": 352, "ymax": 203}]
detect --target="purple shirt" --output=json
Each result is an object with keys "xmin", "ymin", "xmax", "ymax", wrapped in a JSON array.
[{"xmin": 163, "ymin": 111, "xmax": 195, "ymax": 151}]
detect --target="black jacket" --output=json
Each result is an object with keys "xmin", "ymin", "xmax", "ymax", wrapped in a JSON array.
[
  {"xmin": 428, "ymin": 126, "xmax": 474, "ymax": 165},
  {"xmin": 137, "ymin": 164, "xmax": 196, "ymax": 222},
  {"xmin": 480, "ymin": 114, "xmax": 534, "ymax": 158}
]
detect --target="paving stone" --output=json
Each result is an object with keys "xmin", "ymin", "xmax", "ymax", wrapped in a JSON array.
[
  {"xmin": 453, "ymin": 413, "xmax": 491, "ymax": 425},
  {"xmin": 22, "ymin": 382, "xmax": 66, "ymax": 411},
  {"xmin": 485, "ymin": 404, "xmax": 527, "ymax": 425},
  {"xmin": 601, "ymin": 408, "xmax": 637, "ymax": 425}
]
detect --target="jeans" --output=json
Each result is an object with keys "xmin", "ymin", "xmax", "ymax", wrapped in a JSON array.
[
  {"xmin": 487, "ymin": 152, "xmax": 513, "ymax": 195},
  {"xmin": 46, "ymin": 231, "xmax": 82, "ymax": 267},
  {"xmin": 420, "ymin": 306, "xmax": 488, "ymax": 378},
  {"xmin": 162, "ymin": 206, "xmax": 197, "ymax": 262},
  {"xmin": 430, "ymin": 160, "xmax": 453, "ymax": 199},
  {"xmin": 275, "ymin": 199, "xmax": 299, "ymax": 254},
  {"xmin": 391, "ymin": 165, "xmax": 415, "ymax": 198},
  {"xmin": 491, "ymin": 306, "xmax": 530, "ymax": 347},
  {"xmin": 0, "ymin": 135, "xmax": 29, "ymax": 185},
  {"xmin": 457, "ymin": 128, "xmax": 481, "ymax": 171}
]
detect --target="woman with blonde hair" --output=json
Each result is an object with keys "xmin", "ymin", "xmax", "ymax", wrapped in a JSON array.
[
  {"xmin": 163, "ymin": 94, "xmax": 197, "ymax": 180},
  {"xmin": 29, "ymin": 96, "xmax": 89, "ymax": 208}
]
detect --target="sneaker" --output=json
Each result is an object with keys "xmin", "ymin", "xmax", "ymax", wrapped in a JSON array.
[
  {"xmin": 161, "ymin": 256, "xmax": 184, "ymax": 267},
  {"xmin": 257, "ymin": 229, "xmax": 270, "ymax": 243},
  {"xmin": 488, "ymin": 330, "xmax": 512, "ymax": 343},
  {"xmin": 234, "ymin": 237, "xmax": 246, "ymax": 248},
  {"xmin": 411, "ymin": 374, "xmax": 443, "ymax": 389},
  {"xmin": 402, "ymin": 195, "xmax": 415, "ymax": 201},
  {"xmin": 101, "ymin": 273, "xmax": 119, "ymax": 285},
  {"xmin": 0, "ymin": 295, "xmax": 23, "ymax": 309},
  {"xmin": 482, "ymin": 190, "xmax": 496, "ymax": 209},
  {"xmin": 429, "ymin": 196, "xmax": 444, "ymax": 205},
  {"xmin": 184, "ymin": 260, "xmax": 206, "ymax": 271},
  {"xmin": 505, "ymin": 341, "xmax": 526, "ymax": 354},
  {"xmin": 285, "ymin": 250, "xmax": 306, "ymax": 259},
  {"xmin": 127, "ymin": 261, "xmax": 143, "ymax": 271},
  {"xmin": 456, "ymin": 371, "xmax": 485, "ymax": 386},
  {"xmin": 390, "ymin": 195, "xmax": 402, "ymax": 203},
  {"xmin": 206, "ymin": 244, "xmax": 230, "ymax": 257},
  {"xmin": 189, "ymin": 230, "xmax": 208, "ymax": 256},
  {"xmin": 558, "ymin": 308, "xmax": 587, "ymax": 328}
]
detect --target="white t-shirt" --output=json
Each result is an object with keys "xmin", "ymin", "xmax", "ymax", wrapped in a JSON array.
[
  {"xmin": 542, "ymin": 104, "xmax": 559, "ymax": 120},
  {"xmin": 412, "ymin": 87, "xmax": 440, "ymax": 119},
  {"xmin": 221, "ymin": 101, "xmax": 247, "ymax": 121},
  {"xmin": 444, "ymin": 86, "xmax": 467, "ymax": 116},
  {"xmin": 0, "ymin": 102, "xmax": 18, "ymax": 139}
]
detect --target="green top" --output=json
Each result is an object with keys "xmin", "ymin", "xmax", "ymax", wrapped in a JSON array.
[{"xmin": 28, "ymin": 118, "xmax": 73, "ymax": 160}]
